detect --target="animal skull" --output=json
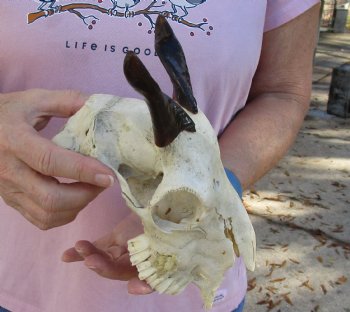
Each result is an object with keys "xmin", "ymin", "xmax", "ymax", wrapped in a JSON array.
[{"xmin": 53, "ymin": 16, "xmax": 256, "ymax": 309}]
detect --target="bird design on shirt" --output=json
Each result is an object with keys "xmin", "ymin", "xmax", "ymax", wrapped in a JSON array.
[
  {"xmin": 110, "ymin": 0, "xmax": 141, "ymax": 17},
  {"xmin": 37, "ymin": 0, "xmax": 57, "ymax": 11},
  {"xmin": 169, "ymin": 0, "xmax": 207, "ymax": 18},
  {"xmin": 28, "ymin": 0, "xmax": 212, "ymax": 35}
]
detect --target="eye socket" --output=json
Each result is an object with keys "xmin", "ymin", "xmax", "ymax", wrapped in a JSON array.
[
  {"xmin": 152, "ymin": 190, "xmax": 202, "ymax": 227},
  {"xmin": 118, "ymin": 164, "xmax": 138, "ymax": 179},
  {"xmin": 118, "ymin": 164, "xmax": 164, "ymax": 208}
]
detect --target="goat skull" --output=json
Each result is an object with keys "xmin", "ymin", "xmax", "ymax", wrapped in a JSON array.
[{"xmin": 53, "ymin": 16, "xmax": 256, "ymax": 309}]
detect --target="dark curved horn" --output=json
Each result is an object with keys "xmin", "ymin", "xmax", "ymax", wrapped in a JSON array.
[
  {"xmin": 155, "ymin": 15, "xmax": 198, "ymax": 114},
  {"xmin": 123, "ymin": 51, "xmax": 195, "ymax": 147}
]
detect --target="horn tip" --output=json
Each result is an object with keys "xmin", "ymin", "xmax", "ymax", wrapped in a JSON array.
[
  {"xmin": 155, "ymin": 14, "xmax": 167, "ymax": 27},
  {"xmin": 155, "ymin": 14, "xmax": 173, "ymax": 42},
  {"xmin": 123, "ymin": 51, "xmax": 135, "ymax": 67}
]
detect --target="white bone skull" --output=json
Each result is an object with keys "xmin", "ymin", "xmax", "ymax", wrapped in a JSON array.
[{"xmin": 53, "ymin": 16, "xmax": 256, "ymax": 309}]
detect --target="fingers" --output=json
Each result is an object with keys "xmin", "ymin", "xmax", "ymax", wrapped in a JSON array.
[
  {"xmin": 0, "ymin": 89, "xmax": 114, "ymax": 188},
  {"xmin": 0, "ymin": 156, "xmax": 104, "ymax": 230},
  {"xmin": 11, "ymin": 126, "xmax": 114, "ymax": 188},
  {"xmin": 64, "ymin": 240, "xmax": 138, "ymax": 281},
  {"xmin": 1, "ymin": 89, "xmax": 87, "ymax": 132},
  {"xmin": 62, "ymin": 243, "xmax": 153, "ymax": 294},
  {"xmin": 128, "ymin": 277, "xmax": 154, "ymax": 295},
  {"xmin": 26, "ymin": 183, "xmax": 102, "ymax": 229},
  {"xmin": 4, "ymin": 182, "xmax": 102, "ymax": 230},
  {"xmin": 61, "ymin": 247, "xmax": 83, "ymax": 262},
  {"xmin": 15, "ymin": 89, "xmax": 88, "ymax": 118},
  {"xmin": 61, "ymin": 240, "xmax": 108, "ymax": 263},
  {"xmin": 61, "ymin": 240, "xmax": 109, "ymax": 263},
  {"xmin": 60, "ymin": 216, "xmax": 153, "ymax": 294},
  {"xmin": 0, "ymin": 89, "xmax": 114, "ymax": 229},
  {"xmin": 85, "ymin": 253, "xmax": 137, "ymax": 280},
  {"xmin": 75, "ymin": 240, "xmax": 112, "ymax": 259}
]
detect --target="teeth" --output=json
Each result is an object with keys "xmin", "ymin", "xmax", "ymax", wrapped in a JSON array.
[
  {"xmin": 156, "ymin": 277, "xmax": 174, "ymax": 294},
  {"xmin": 128, "ymin": 235, "xmax": 150, "ymax": 256},
  {"xmin": 136, "ymin": 260, "xmax": 152, "ymax": 271},
  {"xmin": 148, "ymin": 276, "xmax": 165, "ymax": 289},
  {"xmin": 166, "ymin": 277, "xmax": 191, "ymax": 295},
  {"xmin": 138, "ymin": 267, "xmax": 157, "ymax": 280},
  {"xmin": 130, "ymin": 249, "xmax": 151, "ymax": 266},
  {"xmin": 146, "ymin": 273, "xmax": 158, "ymax": 284}
]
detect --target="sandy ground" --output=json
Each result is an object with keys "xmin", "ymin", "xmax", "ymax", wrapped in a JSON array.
[{"xmin": 243, "ymin": 32, "xmax": 350, "ymax": 312}]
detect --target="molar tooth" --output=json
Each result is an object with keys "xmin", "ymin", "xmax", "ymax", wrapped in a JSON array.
[
  {"xmin": 165, "ymin": 280, "xmax": 181, "ymax": 295},
  {"xmin": 146, "ymin": 273, "xmax": 158, "ymax": 284},
  {"xmin": 138, "ymin": 267, "xmax": 157, "ymax": 280},
  {"xmin": 130, "ymin": 249, "xmax": 151, "ymax": 266},
  {"xmin": 148, "ymin": 276, "xmax": 166, "ymax": 289},
  {"xmin": 166, "ymin": 277, "xmax": 191, "ymax": 295},
  {"xmin": 128, "ymin": 235, "xmax": 150, "ymax": 255},
  {"xmin": 156, "ymin": 277, "xmax": 174, "ymax": 294},
  {"xmin": 136, "ymin": 260, "xmax": 152, "ymax": 271}
]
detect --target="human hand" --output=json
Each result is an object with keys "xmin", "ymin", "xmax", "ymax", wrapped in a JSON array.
[
  {"xmin": 61, "ymin": 212, "xmax": 153, "ymax": 295},
  {"xmin": 0, "ymin": 89, "xmax": 115, "ymax": 230}
]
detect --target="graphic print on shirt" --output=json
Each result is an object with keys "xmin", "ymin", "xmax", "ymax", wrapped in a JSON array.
[
  {"xmin": 36, "ymin": 0, "xmax": 58, "ymax": 11},
  {"xmin": 28, "ymin": 0, "xmax": 213, "ymax": 36}
]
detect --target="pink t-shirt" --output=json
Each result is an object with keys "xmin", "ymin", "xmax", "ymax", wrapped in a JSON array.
[{"xmin": 0, "ymin": 1, "xmax": 319, "ymax": 311}]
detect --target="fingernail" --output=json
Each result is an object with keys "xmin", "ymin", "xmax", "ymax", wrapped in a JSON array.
[
  {"xmin": 75, "ymin": 248, "xmax": 87, "ymax": 258},
  {"xmin": 87, "ymin": 265, "xmax": 97, "ymax": 270},
  {"xmin": 75, "ymin": 248, "xmax": 84, "ymax": 255},
  {"xmin": 95, "ymin": 174, "xmax": 115, "ymax": 188},
  {"xmin": 141, "ymin": 284, "xmax": 153, "ymax": 294}
]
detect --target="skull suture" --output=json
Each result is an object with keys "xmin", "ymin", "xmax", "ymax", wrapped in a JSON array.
[{"xmin": 53, "ymin": 16, "xmax": 256, "ymax": 309}]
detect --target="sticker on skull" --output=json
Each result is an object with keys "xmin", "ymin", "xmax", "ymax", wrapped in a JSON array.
[{"xmin": 53, "ymin": 16, "xmax": 256, "ymax": 310}]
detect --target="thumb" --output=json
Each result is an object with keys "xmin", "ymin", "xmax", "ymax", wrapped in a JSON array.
[
  {"xmin": 23, "ymin": 89, "xmax": 89, "ymax": 119},
  {"xmin": 128, "ymin": 277, "xmax": 154, "ymax": 295}
]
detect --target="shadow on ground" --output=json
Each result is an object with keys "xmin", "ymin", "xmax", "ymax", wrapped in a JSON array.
[
  {"xmin": 243, "ymin": 114, "xmax": 350, "ymax": 312},
  {"xmin": 243, "ymin": 32, "xmax": 350, "ymax": 312}
]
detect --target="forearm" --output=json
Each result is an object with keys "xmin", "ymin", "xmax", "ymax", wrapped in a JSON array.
[
  {"xmin": 219, "ymin": 4, "xmax": 319, "ymax": 190},
  {"xmin": 219, "ymin": 92, "xmax": 310, "ymax": 190}
]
